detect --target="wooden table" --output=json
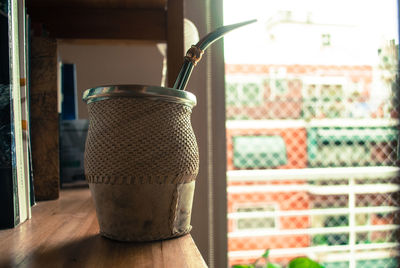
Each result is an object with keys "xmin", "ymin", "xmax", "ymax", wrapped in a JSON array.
[{"xmin": 0, "ymin": 187, "xmax": 207, "ymax": 267}]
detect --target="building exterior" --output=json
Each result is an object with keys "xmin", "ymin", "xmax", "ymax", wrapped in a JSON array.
[{"xmin": 225, "ymin": 63, "xmax": 399, "ymax": 267}]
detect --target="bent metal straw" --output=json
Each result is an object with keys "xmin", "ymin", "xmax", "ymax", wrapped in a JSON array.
[{"xmin": 173, "ymin": 19, "xmax": 257, "ymax": 91}]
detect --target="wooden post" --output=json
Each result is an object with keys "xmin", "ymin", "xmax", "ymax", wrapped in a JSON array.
[
  {"xmin": 166, "ymin": 0, "xmax": 184, "ymax": 87},
  {"xmin": 30, "ymin": 36, "xmax": 60, "ymax": 200}
]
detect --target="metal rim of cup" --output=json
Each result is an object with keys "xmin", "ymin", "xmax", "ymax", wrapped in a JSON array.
[{"xmin": 82, "ymin": 84, "xmax": 197, "ymax": 108}]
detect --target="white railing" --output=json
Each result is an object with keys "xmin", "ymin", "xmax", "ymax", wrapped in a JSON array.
[
  {"xmin": 227, "ymin": 166, "xmax": 400, "ymax": 267},
  {"xmin": 226, "ymin": 118, "xmax": 400, "ymax": 129},
  {"xmin": 227, "ymin": 166, "xmax": 399, "ymax": 182},
  {"xmin": 229, "ymin": 243, "xmax": 399, "ymax": 262},
  {"xmin": 229, "ymin": 224, "xmax": 399, "ymax": 237},
  {"xmin": 228, "ymin": 183, "xmax": 400, "ymax": 194},
  {"xmin": 228, "ymin": 206, "xmax": 399, "ymax": 218}
]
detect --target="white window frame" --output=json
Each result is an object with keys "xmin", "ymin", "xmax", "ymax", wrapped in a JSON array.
[
  {"xmin": 232, "ymin": 203, "xmax": 279, "ymax": 232},
  {"xmin": 302, "ymin": 76, "xmax": 348, "ymax": 118},
  {"xmin": 225, "ymin": 74, "xmax": 264, "ymax": 107},
  {"xmin": 269, "ymin": 66, "xmax": 288, "ymax": 99}
]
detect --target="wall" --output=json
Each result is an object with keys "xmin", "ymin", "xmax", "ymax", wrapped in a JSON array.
[{"xmin": 57, "ymin": 41, "xmax": 164, "ymax": 119}]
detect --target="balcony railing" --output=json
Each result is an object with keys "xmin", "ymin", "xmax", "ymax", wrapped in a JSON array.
[{"xmin": 227, "ymin": 166, "xmax": 400, "ymax": 267}]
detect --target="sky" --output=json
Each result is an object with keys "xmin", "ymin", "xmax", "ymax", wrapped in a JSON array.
[{"xmin": 223, "ymin": 0, "xmax": 399, "ymax": 64}]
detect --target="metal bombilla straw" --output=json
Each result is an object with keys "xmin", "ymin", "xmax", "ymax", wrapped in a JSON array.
[{"xmin": 172, "ymin": 19, "xmax": 257, "ymax": 91}]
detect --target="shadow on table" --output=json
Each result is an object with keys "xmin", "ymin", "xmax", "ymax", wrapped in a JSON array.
[{"xmin": 1, "ymin": 234, "xmax": 160, "ymax": 268}]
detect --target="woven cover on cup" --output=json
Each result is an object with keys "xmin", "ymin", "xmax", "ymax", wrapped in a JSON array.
[{"xmin": 84, "ymin": 97, "xmax": 199, "ymax": 185}]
